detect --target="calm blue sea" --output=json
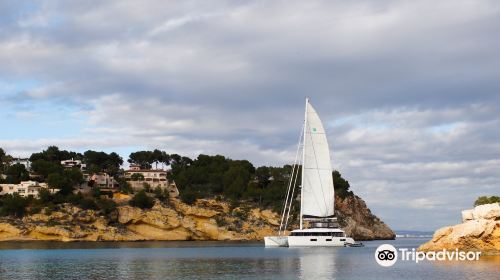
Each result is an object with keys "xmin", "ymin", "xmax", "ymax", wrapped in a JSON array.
[{"xmin": 0, "ymin": 238, "xmax": 498, "ymax": 280}]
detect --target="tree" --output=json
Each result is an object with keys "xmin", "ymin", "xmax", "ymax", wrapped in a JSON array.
[
  {"xmin": 0, "ymin": 148, "xmax": 12, "ymax": 173},
  {"xmin": 0, "ymin": 193, "xmax": 29, "ymax": 217},
  {"xmin": 30, "ymin": 146, "xmax": 82, "ymax": 163},
  {"xmin": 46, "ymin": 173, "xmax": 72, "ymax": 195},
  {"xmin": 83, "ymin": 150, "xmax": 123, "ymax": 176},
  {"xmin": 64, "ymin": 168, "xmax": 84, "ymax": 186},
  {"xmin": 38, "ymin": 188, "xmax": 53, "ymax": 204},
  {"xmin": 333, "ymin": 170, "xmax": 353, "ymax": 198},
  {"xmin": 129, "ymin": 190, "xmax": 154, "ymax": 209},
  {"xmin": 128, "ymin": 151, "xmax": 154, "ymax": 169},
  {"xmin": 31, "ymin": 160, "xmax": 63, "ymax": 179},
  {"xmin": 180, "ymin": 188, "xmax": 197, "ymax": 205},
  {"xmin": 4, "ymin": 163, "xmax": 30, "ymax": 184},
  {"xmin": 116, "ymin": 177, "xmax": 133, "ymax": 194},
  {"xmin": 154, "ymin": 186, "xmax": 169, "ymax": 204},
  {"xmin": 131, "ymin": 173, "xmax": 144, "ymax": 181}
]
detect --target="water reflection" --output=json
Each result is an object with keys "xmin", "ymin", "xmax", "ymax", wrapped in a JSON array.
[
  {"xmin": 0, "ymin": 240, "xmax": 498, "ymax": 280},
  {"xmin": 296, "ymin": 248, "xmax": 338, "ymax": 280}
]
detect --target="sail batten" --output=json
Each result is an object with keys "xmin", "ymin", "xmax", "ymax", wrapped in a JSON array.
[{"xmin": 301, "ymin": 101, "xmax": 335, "ymax": 218}]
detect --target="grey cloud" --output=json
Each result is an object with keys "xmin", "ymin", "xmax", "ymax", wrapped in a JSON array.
[{"xmin": 0, "ymin": 0, "xmax": 499, "ymax": 230}]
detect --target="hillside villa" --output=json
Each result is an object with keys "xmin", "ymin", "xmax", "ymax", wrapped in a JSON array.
[
  {"xmin": 61, "ymin": 159, "xmax": 87, "ymax": 171},
  {"xmin": 0, "ymin": 181, "xmax": 53, "ymax": 198},
  {"xmin": 1, "ymin": 157, "xmax": 180, "ymax": 199},
  {"xmin": 125, "ymin": 164, "xmax": 179, "ymax": 197}
]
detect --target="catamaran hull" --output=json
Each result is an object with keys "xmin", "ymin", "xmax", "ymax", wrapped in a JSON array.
[
  {"xmin": 287, "ymin": 236, "xmax": 356, "ymax": 247},
  {"xmin": 264, "ymin": 236, "xmax": 288, "ymax": 247},
  {"xmin": 264, "ymin": 235, "xmax": 357, "ymax": 247}
]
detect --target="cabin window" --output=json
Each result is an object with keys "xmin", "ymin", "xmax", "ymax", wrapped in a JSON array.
[
  {"xmin": 340, "ymin": 239, "xmax": 346, "ymax": 241},
  {"xmin": 310, "ymin": 239, "xmax": 317, "ymax": 241},
  {"xmin": 326, "ymin": 239, "xmax": 332, "ymax": 241}
]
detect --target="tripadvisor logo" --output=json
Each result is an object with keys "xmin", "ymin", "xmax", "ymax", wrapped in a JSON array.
[
  {"xmin": 375, "ymin": 244, "xmax": 398, "ymax": 267},
  {"xmin": 375, "ymin": 244, "xmax": 481, "ymax": 267}
]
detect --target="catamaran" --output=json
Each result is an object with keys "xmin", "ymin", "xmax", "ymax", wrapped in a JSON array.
[{"xmin": 264, "ymin": 98, "xmax": 360, "ymax": 247}]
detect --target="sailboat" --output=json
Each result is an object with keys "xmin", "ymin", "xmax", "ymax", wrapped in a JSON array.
[{"xmin": 264, "ymin": 98, "xmax": 359, "ymax": 247}]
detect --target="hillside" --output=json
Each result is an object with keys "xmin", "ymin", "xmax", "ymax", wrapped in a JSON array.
[{"xmin": 0, "ymin": 194, "xmax": 394, "ymax": 242}]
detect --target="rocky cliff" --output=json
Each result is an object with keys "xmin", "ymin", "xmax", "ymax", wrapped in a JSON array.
[
  {"xmin": 0, "ymin": 195, "xmax": 394, "ymax": 242},
  {"xmin": 336, "ymin": 195, "xmax": 395, "ymax": 240},
  {"xmin": 419, "ymin": 203, "xmax": 500, "ymax": 255}
]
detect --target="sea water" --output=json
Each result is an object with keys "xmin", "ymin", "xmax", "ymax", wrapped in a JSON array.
[{"xmin": 0, "ymin": 238, "xmax": 498, "ymax": 280}]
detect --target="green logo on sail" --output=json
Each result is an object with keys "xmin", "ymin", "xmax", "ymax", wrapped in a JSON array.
[{"xmin": 312, "ymin": 128, "xmax": 317, "ymax": 132}]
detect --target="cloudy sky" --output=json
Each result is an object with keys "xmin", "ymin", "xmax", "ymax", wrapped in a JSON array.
[{"xmin": 1, "ymin": 0, "xmax": 499, "ymax": 231}]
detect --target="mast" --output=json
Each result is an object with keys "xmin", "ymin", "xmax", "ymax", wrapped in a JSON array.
[{"xmin": 300, "ymin": 97, "xmax": 309, "ymax": 229}]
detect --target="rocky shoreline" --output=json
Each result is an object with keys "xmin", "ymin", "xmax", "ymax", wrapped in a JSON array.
[
  {"xmin": 0, "ymin": 195, "xmax": 395, "ymax": 242},
  {"xmin": 419, "ymin": 203, "xmax": 500, "ymax": 255}
]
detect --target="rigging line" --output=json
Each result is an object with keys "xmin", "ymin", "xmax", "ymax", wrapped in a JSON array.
[
  {"xmin": 283, "ymin": 154, "xmax": 302, "ymax": 232},
  {"xmin": 279, "ymin": 163, "xmax": 297, "ymax": 235},
  {"xmin": 307, "ymin": 125, "xmax": 329, "ymax": 216},
  {"xmin": 278, "ymin": 163, "xmax": 294, "ymax": 234},
  {"xmin": 278, "ymin": 123, "xmax": 304, "ymax": 235}
]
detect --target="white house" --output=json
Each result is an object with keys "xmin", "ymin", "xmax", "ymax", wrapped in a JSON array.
[
  {"xmin": 0, "ymin": 181, "xmax": 52, "ymax": 198},
  {"xmin": 61, "ymin": 159, "xmax": 87, "ymax": 171},
  {"xmin": 11, "ymin": 158, "xmax": 31, "ymax": 170},
  {"xmin": 89, "ymin": 173, "xmax": 117, "ymax": 189},
  {"xmin": 124, "ymin": 164, "xmax": 179, "ymax": 197}
]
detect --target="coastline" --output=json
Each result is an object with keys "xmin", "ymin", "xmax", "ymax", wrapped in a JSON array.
[{"xmin": 0, "ymin": 196, "xmax": 395, "ymax": 243}]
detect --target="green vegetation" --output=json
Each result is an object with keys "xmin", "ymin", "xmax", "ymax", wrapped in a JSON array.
[
  {"xmin": 0, "ymin": 148, "xmax": 9, "ymax": 172},
  {"xmin": 128, "ymin": 149, "xmax": 170, "ymax": 169},
  {"xmin": 333, "ymin": 171, "xmax": 354, "ymax": 199},
  {"xmin": 83, "ymin": 150, "xmax": 123, "ymax": 177},
  {"xmin": 474, "ymin": 196, "xmax": 500, "ymax": 206},
  {"xmin": 130, "ymin": 173, "xmax": 144, "ymax": 181},
  {"xmin": 0, "ymin": 193, "xmax": 29, "ymax": 217},
  {"xmin": 129, "ymin": 190, "xmax": 154, "ymax": 209},
  {"xmin": 3, "ymin": 164, "xmax": 30, "ymax": 184},
  {"xmin": 0, "ymin": 190, "xmax": 119, "ymax": 218},
  {"xmin": 1, "ymin": 146, "xmax": 355, "ymax": 219},
  {"xmin": 153, "ymin": 186, "xmax": 170, "ymax": 205},
  {"xmin": 170, "ymin": 154, "xmax": 354, "ymax": 210}
]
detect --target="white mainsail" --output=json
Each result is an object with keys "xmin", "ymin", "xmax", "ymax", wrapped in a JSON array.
[{"xmin": 301, "ymin": 100, "xmax": 335, "ymax": 218}]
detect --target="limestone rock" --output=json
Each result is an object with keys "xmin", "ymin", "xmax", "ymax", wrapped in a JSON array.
[
  {"xmin": 0, "ymin": 194, "xmax": 394, "ymax": 242},
  {"xmin": 472, "ymin": 203, "xmax": 500, "ymax": 220},
  {"xmin": 419, "ymin": 203, "xmax": 500, "ymax": 255},
  {"xmin": 462, "ymin": 209, "xmax": 474, "ymax": 222},
  {"xmin": 335, "ymin": 195, "xmax": 395, "ymax": 240},
  {"xmin": 0, "ymin": 223, "xmax": 24, "ymax": 240}
]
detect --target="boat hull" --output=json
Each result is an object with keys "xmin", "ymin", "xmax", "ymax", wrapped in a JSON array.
[
  {"xmin": 287, "ymin": 236, "xmax": 355, "ymax": 247},
  {"xmin": 264, "ymin": 236, "xmax": 288, "ymax": 247}
]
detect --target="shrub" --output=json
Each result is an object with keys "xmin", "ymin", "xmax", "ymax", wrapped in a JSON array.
[
  {"xmin": 0, "ymin": 194, "xmax": 29, "ymax": 217},
  {"xmin": 215, "ymin": 215, "xmax": 228, "ymax": 227},
  {"xmin": 143, "ymin": 183, "xmax": 151, "ymax": 193},
  {"xmin": 129, "ymin": 190, "xmax": 154, "ymax": 209},
  {"xmin": 474, "ymin": 196, "xmax": 500, "ymax": 206},
  {"xmin": 79, "ymin": 198, "xmax": 98, "ymax": 210},
  {"xmin": 29, "ymin": 206, "xmax": 42, "ymax": 215},
  {"xmin": 67, "ymin": 192, "xmax": 84, "ymax": 205},
  {"xmin": 153, "ymin": 186, "xmax": 170, "ymax": 205},
  {"xmin": 117, "ymin": 179, "xmax": 133, "ymax": 194},
  {"xmin": 96, "ymin": 198, "xmax": 117, "ymax": 214},
  {"xmin": 180, "ymin": 188, "xmax": 197, "ymax": 205},
  {"xmin": 92, "ymin": 188, "xmax": 101, "ymax": 198},
  {"xmin": 38, "ymin": 188, "xmax": 52, "ymax": 204}
]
